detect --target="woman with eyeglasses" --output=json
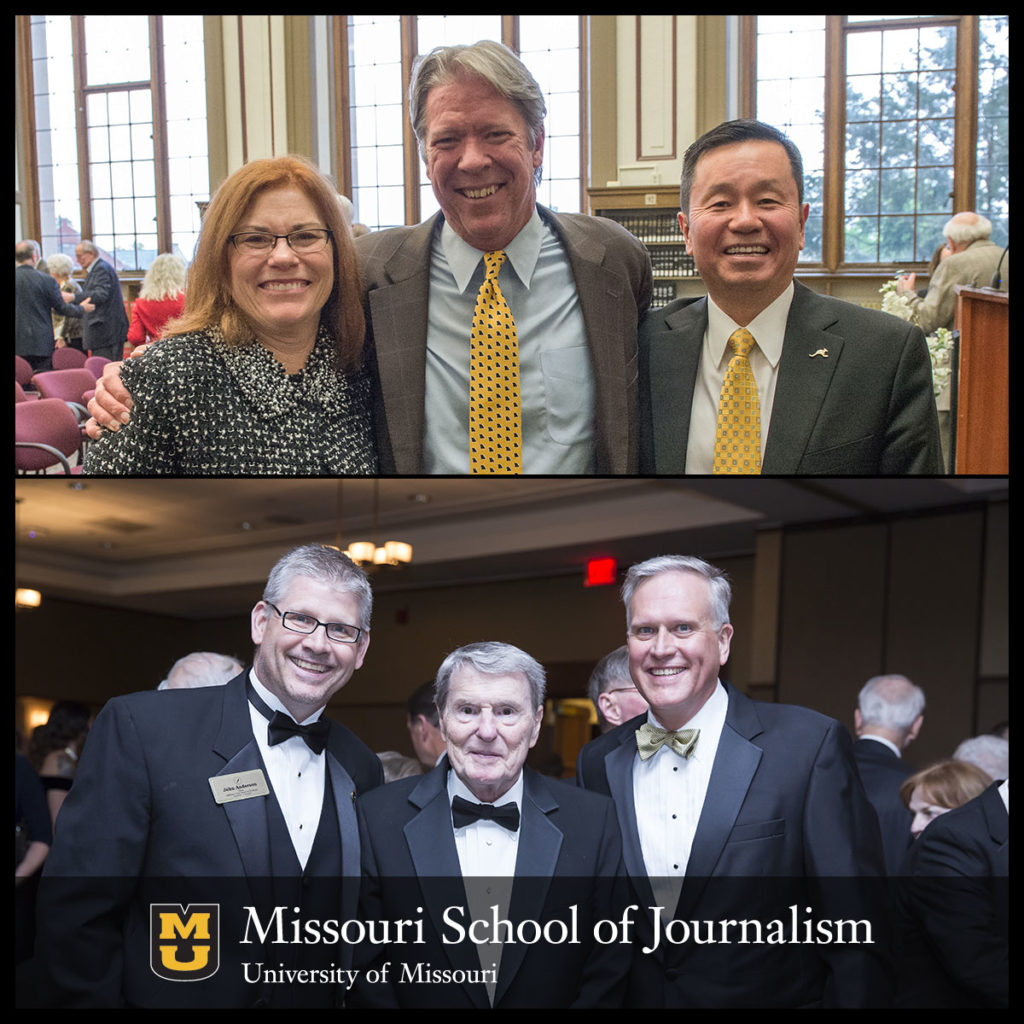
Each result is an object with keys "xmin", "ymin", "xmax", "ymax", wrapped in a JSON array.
[{"xmin": 84, "ymin": 155, "xmax": 376, "ymax": 475}]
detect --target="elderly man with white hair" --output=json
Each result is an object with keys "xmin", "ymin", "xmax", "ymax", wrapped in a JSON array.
[
  {"xmin": 852, "ymin": 674, "xmax": 926, "ymax": 874},
  {"xmin": 953, "ymin": 733, "xmax": 1009, "ymax": 782},
  {"xmin": 896, "ymin": 212, "xmax": 1007, "ymax": 334}
]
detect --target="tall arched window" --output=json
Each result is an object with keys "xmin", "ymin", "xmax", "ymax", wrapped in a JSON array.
[{"xmin": 20, "ymin": 15, "xmax": 209, "ymax": 272}]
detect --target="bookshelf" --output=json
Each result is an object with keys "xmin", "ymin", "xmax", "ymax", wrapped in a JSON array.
[{"xmin": 587, "ymin": 185, "xmax": 699, "ymax": 306}]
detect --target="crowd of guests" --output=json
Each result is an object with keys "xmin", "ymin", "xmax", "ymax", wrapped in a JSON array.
[{"xmin": 15, "ymin": 240, "xmax": 188, "ymax": 374}]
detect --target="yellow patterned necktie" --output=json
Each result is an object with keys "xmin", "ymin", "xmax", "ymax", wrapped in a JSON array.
[
  {"xmin": 469, "ymin": 250, "xmax": 522, "ymax": 474},
  {"xmin": 713, "ymin": 327, "xmax": 762, "ymax": 474}
]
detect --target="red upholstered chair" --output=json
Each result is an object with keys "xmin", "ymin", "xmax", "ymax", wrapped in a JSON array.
[
  {"xmin": 15, "ymin": 397, "xmax": 86, "ymax": 474},
  {"xmin": 31, "ymin": 368, "xmax": 97, "ymax": 416},
  {"xmin": 52, "ymin": 347, "xmax": 88, "ymax": 370},
  {"xmin": 15, "ymin": 381, "xmax": 39, "ymax": 403},
  {"xmin": 84, "ymin": 355, "xmax": 111, "ymax": 379},
  {"xmin": 15, "ymin": 355, "xmax": 36, "ymax": 391}
]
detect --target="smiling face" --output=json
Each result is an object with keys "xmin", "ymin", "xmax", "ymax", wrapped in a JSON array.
[
  {"xmin": 627, "ymin": 571, "xmax": 733, "ymax": 731},
  {"xmin": 679, "ymin": 140, "xmax": 809, "ymax": 324},
  {"xmin": 423, "ymin": 74, "xmax": 543, "ymax": 252},
  {"xmin": 251, "ymin": 576, "xmax": 368, "ymax": 722},
  {"xmin": 228, "ymin": 186, "xmax": 334, "ymax": 348},
  {"xmin": 439, "ymin": 665, "xmax": 543, "ymax": 803}
]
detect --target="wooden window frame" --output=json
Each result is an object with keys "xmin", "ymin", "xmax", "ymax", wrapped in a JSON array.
[
  {"xmin": 331, "ymin": 15, "xmax": 588, "ymax": 228},
  {"xmin": 739, "ymin": 15, "xmax": 983, "ymax": 274}
]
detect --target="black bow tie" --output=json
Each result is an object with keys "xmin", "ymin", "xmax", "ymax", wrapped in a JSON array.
[
  {"xmin": 247, "ymin": 678, "xmax": 329, "ymax": 754},
  {"xmin": 267, "ymin": 711, "xmax": 329, "ymax": 754},
  {"xmin": 451, "ymin": 794, "xmax": 520, "ymax": 832}
]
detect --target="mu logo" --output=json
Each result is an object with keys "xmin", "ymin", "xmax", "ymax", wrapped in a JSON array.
[{"xmin": 150, "ymin": 903, "xmax": 220, "ymax": 981}]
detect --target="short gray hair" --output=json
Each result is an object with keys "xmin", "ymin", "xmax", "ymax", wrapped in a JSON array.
[
  {"xmin": 434, "ymin": 641, "xmax": 546, "ymax": 712},
  {"xmin": 409, "ymin": 40, "xmax": 546, "ymax": 184},
  {"xmin": 953, "ymin": 734, "xmax": 1009, "ymax": 781},
  {"xmin": 46, "ymin": 253, "xmax": 74, "ymax": 278},
  {"xmin": 587, "ymin": 645, "xmax": 631, "ymax": 728},
  {"xmin": 857, "ymin": 674, "xmax": 926, "ymax": 731},
  {"xmin": 262, "ymin": 544, "xmax": 372, "ymax": 632},
  {"xmin": 160, "ymin": 651, "xmax": 243, "ymax": 690},
  {"xmin": 944, "ymin": 213, "xmax": 993, "ymax": 246},
  {"xmin": 622, "ymin": 555, "xmax": 732, "ymax": 631}
]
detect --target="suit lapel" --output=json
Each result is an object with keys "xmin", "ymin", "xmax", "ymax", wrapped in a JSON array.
[
  {"xmin": 544, "ymin": 207, "xmax": 632, "ymax": 473},
  {"xmin": 211, "ymin": 674, "xmax": 273, "ymax": 879},
  {"xmin": 762, "ymin": 282, "xmax": 846, "ymax": 473},
  {"xmin": 365, "ymin": 217, "xmax": 437, "ymax": 473},
  {"xmin": 678, "ymin": 689, "xmax": 763, "ymax": 915},
  {"xmin": 646, "ymin": 299, "xmax": 706, "ymax": 473},
  {"xmin": 604, "ymin": 724, "xmax": 658, "ymax": 909},
  {"xmin": 402, "ymin": 763, "xmax": 485, "ymax": 1001},
  {"xmin": 494, "ymin": 769, "xmax": 563, "ymax": 1005}
]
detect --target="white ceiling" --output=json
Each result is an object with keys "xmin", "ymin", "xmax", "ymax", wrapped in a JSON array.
[{"xmin": 15, "ymin": 476, "xmax": 1006, "ymax": 618}]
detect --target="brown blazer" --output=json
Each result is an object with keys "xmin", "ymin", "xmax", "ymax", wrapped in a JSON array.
[{"xmin": 356, "ymin": 206, "xmax": 652, "ymax": 474}]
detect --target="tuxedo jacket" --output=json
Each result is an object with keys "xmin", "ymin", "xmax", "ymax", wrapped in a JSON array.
[
  {"xmin": 852, "ymin": 738, "xmax": 915, "ymax": 875},
  {"xmin": 352, "ymin": 760, "xmax": 630, "ymax": 1008},
  {"xmin": 576, "ymin": 684, "xmax": 890, "ymax": 1007},
  {"xmin": 639, "ymin": 281, "xmax": 943, "ymax": 474},
  {"xmin": 15, "ymin": 264, "xmax": 87, "ymax": 359},
  {"xmin": 38, "ymin": 672, "xmax": 383, "ymax": 1007},
  {"xmin": 895, "ymin": 782, "xmax": 1008, "ymax": 1007},
  {"xmin": 80, "ymin": 257, "xmax": 129, "ymax": 358},
  {"xmin": 356, "ymin": 206, "xmax": 652, "ymax": 474}
]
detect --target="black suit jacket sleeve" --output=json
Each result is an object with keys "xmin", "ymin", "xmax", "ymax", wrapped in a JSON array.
[{"xmin": 38, "ymin": 697, "xmax": 152, "ymax": 1006}]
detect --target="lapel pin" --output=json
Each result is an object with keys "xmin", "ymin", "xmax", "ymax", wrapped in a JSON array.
[{"xmin": 809, "ymin": 348, "xmax": 829, "ymax": 358}]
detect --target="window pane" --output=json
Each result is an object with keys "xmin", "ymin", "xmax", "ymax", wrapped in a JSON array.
[
  {"xmin": 84, "ymin": 15, "xmax": 150, "ymax": 85},
  {"xmin": 754, "ymin": 16, "xmax": 825, "ymax": 264},
  {"xmin": 976, "ymin": 15, "xmax": 1009, "ymax": 245}
]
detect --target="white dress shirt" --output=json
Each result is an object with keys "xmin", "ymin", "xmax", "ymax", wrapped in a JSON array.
[
  {"xmin": 446, "ymin": 769, "xmax": 523, "ymax": 1003},
  {"xmin": 423, "ymin": 209, "xmax": 595, "ymax": 473},
  {"xmin": 686, "ymin": 283, "xmax": 795, "ymax": 473},
  {"xmin": 633, "ymin": 681, "xmax": 729, "ymax": 914},
  {"xmin": 248, "ymin": 668, "xmax": 326, "ymax": 870}
]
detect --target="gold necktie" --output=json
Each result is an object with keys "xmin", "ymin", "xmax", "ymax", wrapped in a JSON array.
[
  {"xmin": 635, "ymin": 722, "xmax": 700, "ymax": 761},
  {"xmin": 713, "ymin": 327, "xmax": 762, "ymax": 474},
  {"xmin": 469, "ymin": 250, "xmax": 521, "ymax": 474}
]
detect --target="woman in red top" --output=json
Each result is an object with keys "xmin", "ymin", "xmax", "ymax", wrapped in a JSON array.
[{"xmin": 127, "ymin": 253, "xmax": 187, "ymax": 344}]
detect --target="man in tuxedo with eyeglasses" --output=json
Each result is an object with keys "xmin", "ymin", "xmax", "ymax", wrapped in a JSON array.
[{"xmin": 38, "ymin": 544, "xmax": 383, "ymax": 1008}]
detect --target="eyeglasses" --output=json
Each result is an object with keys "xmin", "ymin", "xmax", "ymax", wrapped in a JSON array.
[
  {"xmin": 229, "ymin": 229, "xmax": 333, "ymax": 255},
  {"xmin": 265, "ymin": 602, "xmax": 363, "ymax": 644}
]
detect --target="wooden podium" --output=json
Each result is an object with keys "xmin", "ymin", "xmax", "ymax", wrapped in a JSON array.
[{"xmin": 952, "ymin": 286, "xmax": 1008, "ymax": 474}]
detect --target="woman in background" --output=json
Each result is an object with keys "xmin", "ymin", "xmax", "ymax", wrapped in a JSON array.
[
  {"xmin": 46, "ymin": 252, "xmax": 85, "ymax": 351},
  {"xmin": 127, "ymin": 253, "xmax": 187, "ymax": 345}
]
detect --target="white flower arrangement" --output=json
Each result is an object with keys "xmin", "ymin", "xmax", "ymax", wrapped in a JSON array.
[{"xmin": 879, "ymin": 278, "xmax": 952, "ymax": 399}]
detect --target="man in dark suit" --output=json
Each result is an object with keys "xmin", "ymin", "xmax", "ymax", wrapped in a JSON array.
[
  {"xmin": 75, "ymin": 240, "xmax": 129, "ymax": 361},
  {"xmin": 576, "ymin": 555, "xmax": 889, "ymax": 1007},
  {"xmin": 354, "ymin": 642, "xmax": 629, "ymax": 1008},
  {"xmin": 851, "ymin": 674, "xmax": 926, "ymax": 874},
  {"xmin": 357, "ymin": 40, "xmax": 651, "ymax": 474},
  {"xmin": 37, "ymin": 544, "xmax": 384, "ymax": 1007},
  {"xmin": 639, "ymin": 119, "xmax": 942, "ymax": 474},
  {"xmin": 895, "ymin": 780, "xmax": 1008, "ymax": 1007},
  {"xmin": 15, "ymin": 240, "xmax": 92, "ymax": 371}
]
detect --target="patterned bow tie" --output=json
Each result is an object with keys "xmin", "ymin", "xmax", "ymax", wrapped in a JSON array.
[
  {"xmin": 451, "ymin": 794, "xmax": 520, "ymax": 832},
  {"xmin": 267, "ymin": 711, "xmax": 330, "ymax": 754},
  {"xmin": 635, "ymin": 722, "xmax": 700, "ymax": 761}
]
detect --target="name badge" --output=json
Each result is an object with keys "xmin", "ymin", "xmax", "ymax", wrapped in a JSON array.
[{"xmin": 209, "ymin": 769, "xmax": 269, "ymax": 804}]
